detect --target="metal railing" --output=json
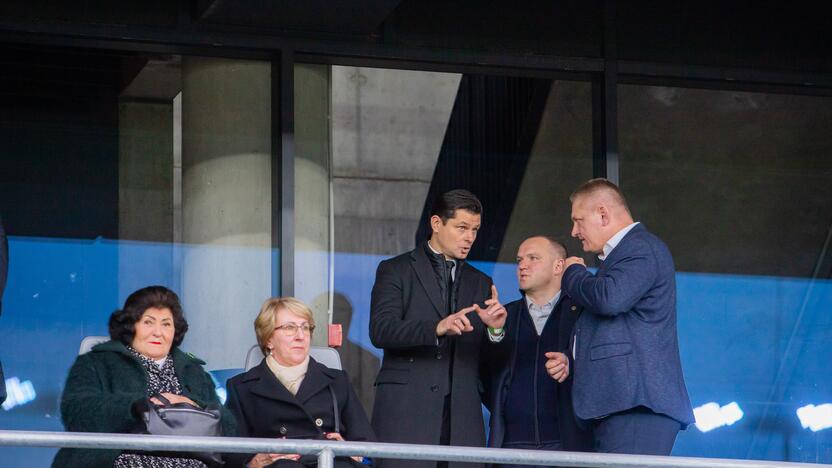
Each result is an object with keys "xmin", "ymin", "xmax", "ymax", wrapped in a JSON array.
[{"xmin": 1, "ymin": 430, "xmax": 831, "ymax": 468}]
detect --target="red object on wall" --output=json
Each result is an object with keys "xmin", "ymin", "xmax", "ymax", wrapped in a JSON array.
[{"xmin": 328, "ymin": 323, "xmax": 343, "ymax": 348}]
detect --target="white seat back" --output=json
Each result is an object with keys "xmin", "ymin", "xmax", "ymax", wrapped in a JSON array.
[
  {"xmin": 244, "ymin": 344, "xmax": 342, "ymax": 371},
  {"xmin": 79, "ymin": 335, "xmax": 109, "ymax": 355}
]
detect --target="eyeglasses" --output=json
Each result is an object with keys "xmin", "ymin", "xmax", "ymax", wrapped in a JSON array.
[{"xmin": 274, "ymin": 322, "xmax": 315, "ymax": 336}]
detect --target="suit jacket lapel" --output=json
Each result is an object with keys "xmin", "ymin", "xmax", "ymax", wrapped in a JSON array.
[
  {"xmin": 599, "ymin": 223, "xmax": 646, "ymax": 271},
  {"xmin": 294, "ymin": 359, "xmax": 335, "ymax": 404},
  {"xmin": 455, "ymin": 262, "xmax": 477, "ymax": 313},
  {"xmin": 410, "ymin": 247, "xmax": 446, "ymax": 317}
]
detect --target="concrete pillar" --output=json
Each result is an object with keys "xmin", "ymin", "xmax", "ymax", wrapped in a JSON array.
[
  {"xmin": 497, "ymin": 81, "xmax": 593, "ymax": 262},
  {"xmin": 180, "ymin": 57, "xmax": 272, "ymax": 369},
  {"xmin": 117, "ymin": 100, "xmax": 175, "ymax": 300},
  {"xmin": 293, "ymin": 64, "xmax": 332, "ymax": 347}
]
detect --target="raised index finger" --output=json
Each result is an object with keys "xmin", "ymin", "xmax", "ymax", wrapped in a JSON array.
[
  {"xmin": 457, "ymin": 305, "xmax": 477, "ymax": 316},
  {"xmin": 490, "ymin": 284, "xmax": 499, "ymax": 302}
]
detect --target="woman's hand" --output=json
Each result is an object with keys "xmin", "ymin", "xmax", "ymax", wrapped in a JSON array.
[
  {"xmin": 249, "ymin": 452, "xmax": 300, "ymax": 467},
  {"xmin": 325, "ymin": 432, "xmax": 363, "ymax": 463},
  {"xmin": 150, "ymin": 393, "xmax": 198, "ymax": 407}
]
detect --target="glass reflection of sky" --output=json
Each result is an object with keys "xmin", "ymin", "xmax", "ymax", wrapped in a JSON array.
[{"xmin": 0, "ymin": 237, "xmax": 830, "ymax": 465}]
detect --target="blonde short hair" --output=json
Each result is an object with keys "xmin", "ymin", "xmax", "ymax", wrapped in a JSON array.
[
  {"xmin": 569, "ymin": 177, "xmax": 630, "ymax": 214},
  {"xmin": 254, "ymin": 297, "xmax": 316, "ymax": 356}
]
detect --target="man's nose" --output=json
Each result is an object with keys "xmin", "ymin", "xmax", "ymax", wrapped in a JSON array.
[{"xmin": 571, "ymin": 224, "xmax": 579, "ymax": 238}]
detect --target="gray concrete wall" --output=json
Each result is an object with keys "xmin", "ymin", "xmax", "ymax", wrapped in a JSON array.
[
  {"xmin": 118, "ymin": 100, "xmax": 174, "ymax": 243},
  {"xmin": 331, "ymin": 66, "xmax": 461, "ymax": 255},
  {"xmin": 117, "ymin": 100, "xmax": 175, "ymax": 301},
  {"xmin": 180, "ymin": 57, "xmax": 273, "ymax": 369},
  {"xmin": 619, "ymin": 85, "xmax": 832, "ymax": 277},
  {"xmin": 498, "ymin": 81, "xmax": 594, "ymax": 263},
  {"xmin": 294, "ymin": 63, "xmax": 333, "ymax": 347}
]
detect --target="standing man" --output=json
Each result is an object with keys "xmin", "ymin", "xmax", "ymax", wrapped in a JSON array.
[
  {"xmin": 1, "ymin": 215, "xmax": 8, "ymax": 404},
  {"xmin": 562, "ymin": 178, "xmax": 693, "ymax": 455},
  {"xmin": 483, "ymin": 235, "xmax": 592, "ymax": 467},
  {"xmin": 370, "ymin": 189, "xmax": 507, "ymax": 468}
]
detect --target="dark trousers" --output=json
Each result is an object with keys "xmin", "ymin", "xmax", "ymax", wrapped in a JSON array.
[
  {"xmin": 593, "ymin": 407, "xmax": 680, "ymax": 455},
  {"xmin": 494, "ymin": 441, "xmax": 562, "ymax": 468}
]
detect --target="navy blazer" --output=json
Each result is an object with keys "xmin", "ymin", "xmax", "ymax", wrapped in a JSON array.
[
  {"xmin": 482, "ymin": 294, "xmax": 593, "ymax": 451},
  {"xmin": 562, "ymin": 223, "xmax": 694, "ymax": 426}
]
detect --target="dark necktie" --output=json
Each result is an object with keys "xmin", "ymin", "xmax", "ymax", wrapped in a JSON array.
[{"xmin": 445, "ymin": 260, "xmax": 455, "ymax": 315}]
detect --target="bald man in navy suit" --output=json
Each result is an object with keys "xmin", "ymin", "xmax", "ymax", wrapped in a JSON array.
[{"xmin": 561, "ymin": 179, "xmax": 693, "ymax": 455}]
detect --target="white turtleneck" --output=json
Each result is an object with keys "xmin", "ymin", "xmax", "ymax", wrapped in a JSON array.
[{"xmin": 266, "ymin": 354, "xmax": 310, "ymax": 395}]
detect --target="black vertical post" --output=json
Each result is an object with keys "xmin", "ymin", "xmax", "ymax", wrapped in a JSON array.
[
  {"xmin": 593, "ymin": 0, "xmax": 620, "ymax": 184},
  {"xmin": 274, "ymin": 49, "xmax": 295, "ymax": 297}
]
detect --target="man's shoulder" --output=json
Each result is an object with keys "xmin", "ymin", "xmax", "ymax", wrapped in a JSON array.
[
  {"xmin": 623, "ymin": 224, "xmax": 672, "ymax": 257},
  {"xmin": 375, "ymin": 249, "xmax": 417, "ymax": 277},
  {"xmin": 460, "ymin": 262, "xmax": 492, "ymax": 284}
]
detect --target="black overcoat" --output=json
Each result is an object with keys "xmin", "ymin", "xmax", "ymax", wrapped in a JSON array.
[
  {"xmin": 369, "ymin": 244, "xmax": 493, "ymax": 468},
  {"xmin": 225, "ymin": 357, "xmax": 375, "ymax": 467}
]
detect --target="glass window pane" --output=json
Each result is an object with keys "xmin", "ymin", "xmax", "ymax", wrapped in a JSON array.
[
  {"xmin": 0, "ymin": 46, "xmax": 274, "ymax": 465},
  {"xmin": 620, "ymin": 84, "xmax": 832, "ymax": 462},
  {"xmin": 294, "ymin": 64, "xmax": 592, "ymax": 415}
]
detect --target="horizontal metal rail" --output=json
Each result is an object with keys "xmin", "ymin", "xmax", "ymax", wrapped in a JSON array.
[{"xmin": 1, "ymin": 430, "xmax": 830, "ymax": 468}]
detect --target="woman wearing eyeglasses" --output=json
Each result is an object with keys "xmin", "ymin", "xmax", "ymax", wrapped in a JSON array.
[{"xmin": 225, "ymin": 297, "xmax": 374, "ymax": 468}]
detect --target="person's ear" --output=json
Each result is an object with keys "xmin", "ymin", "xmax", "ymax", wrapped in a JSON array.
[
  {"xmin": 430, "ymin": 215, "xmax": 443, "ymax": 233},
  {"xmin": 553, "ymin": 258, "xmax": 565, "ymax": 275},
  {"xmin": 598, "ymin": 205, "xmax": 610, "ymax": 227}
]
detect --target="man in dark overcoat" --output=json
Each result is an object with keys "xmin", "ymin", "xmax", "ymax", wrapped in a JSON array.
[
  {"xmin": 482, "ymin": 236, "xmax": 592, "ymax": 467},
  {"xmin": 370, "ymin": 189, "xmax": 507, "ymax": 468}
]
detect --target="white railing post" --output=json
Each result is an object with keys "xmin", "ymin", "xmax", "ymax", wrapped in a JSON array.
[{"xmin": 318, "ymin": 447, "xmax": 334, "ymax": 468}]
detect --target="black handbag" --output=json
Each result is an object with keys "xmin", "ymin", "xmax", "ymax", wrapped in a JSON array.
[{"xmin": 142, "ymin": 393, "xmax": 224, "ymax": 465}]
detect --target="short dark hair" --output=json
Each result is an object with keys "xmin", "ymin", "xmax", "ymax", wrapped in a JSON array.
[
  {"xmin": 430, "ymin": 189, "xmax": 483, "ymax": 223},
  {"xmin": 108, "ymin": 286, "xmax": 189, "ymax": 348}
]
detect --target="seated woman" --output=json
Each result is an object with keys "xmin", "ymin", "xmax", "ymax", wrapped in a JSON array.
[
  {"xmin": 226, "ymin": 297, "xmax": 374, "ymax": 468},
  {"xmin": 53, "ymin": 286, "xmax": 235, "ymax": 468}
]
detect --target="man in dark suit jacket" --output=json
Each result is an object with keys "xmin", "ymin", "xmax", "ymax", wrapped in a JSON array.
[
  {"xmin": 0, "ymin": 215, "xmax": 8, "ymax": 404},
  {"xmin": 561, "ymin": 178, "xmax": 694, "ymax": 455},
  {"xmin": 483, "ymin": 236, "xmax": 592, "ymax": 467},
  {"xmin": 370, "ymin": 189, "xmax": 507, "ymax": 468}
]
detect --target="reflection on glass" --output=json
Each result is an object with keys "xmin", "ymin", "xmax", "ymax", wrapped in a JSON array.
[
  {"xmin": 0, "ymin": 46, "xmax": 274, "ymax": 466},
  {"xmin": 293, "ymin": 63, "xmax": 592, "ymax": 417},
  {"xmin": 620, "ymin": 85, "xmax": 832, "ymax": 462}
]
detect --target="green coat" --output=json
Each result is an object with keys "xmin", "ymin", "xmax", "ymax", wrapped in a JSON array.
[{"xmin": 52, "ymin": 340, "xmax": 236, "ymax": 468}]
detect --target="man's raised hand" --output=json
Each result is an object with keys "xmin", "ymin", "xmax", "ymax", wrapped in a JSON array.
[
  {"xmin": 436, "ymin": 305, "xmax": 477, "ymax": 336},
  {"xmin": 474, "ymin": 285, "xmax": 507, "ymax": 330}
]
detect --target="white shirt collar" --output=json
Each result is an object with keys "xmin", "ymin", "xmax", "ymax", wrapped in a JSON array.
[
  {"xmin": 598, "ymin": 222, "xmax": 640, "ymax": 261},
  {"xmin": 524, "ymin": 291, "xmax": 561, "ymax": 335}
]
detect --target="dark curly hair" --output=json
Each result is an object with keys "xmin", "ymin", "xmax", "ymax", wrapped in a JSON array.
[{"xmin": 108, "ymin": 286, "xmax": 189, "ymax": 348}]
